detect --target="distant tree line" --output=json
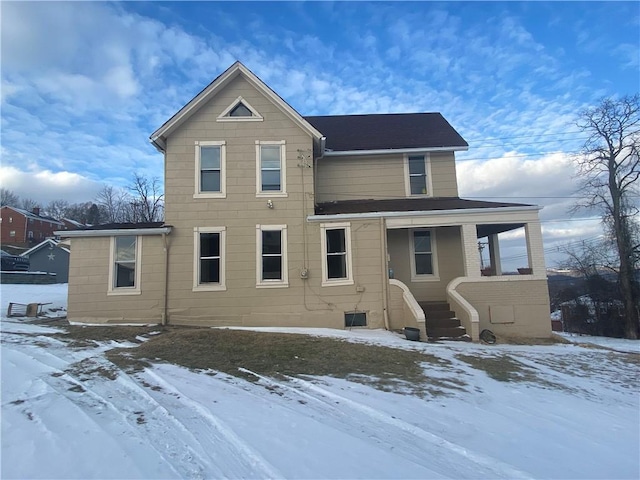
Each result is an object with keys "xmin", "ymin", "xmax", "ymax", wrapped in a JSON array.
[{"xmin": 0, "ymin": 173, "xmax": 164, "ymax": 225}]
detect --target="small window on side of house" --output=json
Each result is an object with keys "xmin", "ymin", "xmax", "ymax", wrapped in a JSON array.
[
  {"xmin": 109, "ymin": 235, "xmax": 141, "ymax": 295},
  {"xmin": 345, "ymin": 312, "xmax": 367, "ymax": 327}
]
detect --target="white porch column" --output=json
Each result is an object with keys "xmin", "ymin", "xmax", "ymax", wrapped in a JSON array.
[
  {"xmin": 461, "ymin": 224, "xmax": 481, "ymax": 278},
  {"xmin": 488, "ymin": 234, "xmax": 502, "ymax": 275},
  {"xmin": 525, "ymin": 221, "xmax": 546, "ymax": 277}
]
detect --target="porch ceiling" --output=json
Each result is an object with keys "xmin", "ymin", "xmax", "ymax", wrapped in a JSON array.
[{"xmin": 476, "ymin": 223, "xmax": 525, "ymax": 238}]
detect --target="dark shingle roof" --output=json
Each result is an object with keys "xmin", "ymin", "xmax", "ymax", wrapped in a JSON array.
[
  {"xmin": 304, "ymin": 113, "xmax": 468, "ymax": 152},
  {"xmin": 80, "ymin": 222, "xmax": 166, "ymax": 231},
  {"xmin": 315, "ymin": 198, "xmax": 532, "ymax": 215}
]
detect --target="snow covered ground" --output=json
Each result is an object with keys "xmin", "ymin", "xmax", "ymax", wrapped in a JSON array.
[{"xmin": 1, "ymin": 283, "xmax": 639, "ymax": 479}]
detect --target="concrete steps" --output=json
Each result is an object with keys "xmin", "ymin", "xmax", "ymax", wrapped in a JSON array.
[{"xmin": 419, "ymin": 301, "xmax": 470, "ymax": 341}]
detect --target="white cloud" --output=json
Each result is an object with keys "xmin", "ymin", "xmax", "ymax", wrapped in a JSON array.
[{"xmin": 0, "ymin": 165, "xmax": 102, "ymax": 205}]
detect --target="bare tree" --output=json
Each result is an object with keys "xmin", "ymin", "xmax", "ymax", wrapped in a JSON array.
[
  {"xmin": 45, "ymin": 199, "xmax": 69, "ymax": 220},
  {"xmin": 573, "ymin": 94, "xmax": 640, "ymax": 338},
  {"xmin": 128, "ymin": 173, "xmax": 164, "ymax": 222},
  {"xmin": 96, "ymin": 185, "xmax": 128, "ymax": 223},
  {"xmin": 20, "ymin": 197, "xmax": 39, "ymax": 212},
  {"xmin": 0, "ymin": 188, "xmax": 20, "ymax": 207}
]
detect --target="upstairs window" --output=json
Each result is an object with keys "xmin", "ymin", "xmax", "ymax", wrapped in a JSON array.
[
  {"xmin": 109, "ymin": 235, "xmax": 141, "ymax": 295},
  {"xmin": 404, "ymin": 154, "xmax": 432, "ymax": 196},
  {"xmin": 217, "ymin": 96, "xmax": 263, "ymax": 122},
  {"xmin": 256, "ymin": 225, "xmax": 288, "ymax": 287},
  {"xmin": 256, "ymin": 141, "xmax": 287, "ymax": 197},
  {"xmin": 195, "ymin": 141, "xmax": 226, "ymax": 198}
]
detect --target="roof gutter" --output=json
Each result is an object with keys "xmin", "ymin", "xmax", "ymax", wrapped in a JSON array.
[
  {"xmin": 150, "ymin": 136, "xmax": 166, "ymax": 153},
  {"xmin": 54, "ymin": 227, "xmax": 172, "ymax": 238},
  {"xmin": 322, "ymin": 145, "xmax": 468, "ymax": 157},
  {"xmin": 307, "ymin": 205, "xmax": 541, "ymax": 222}
]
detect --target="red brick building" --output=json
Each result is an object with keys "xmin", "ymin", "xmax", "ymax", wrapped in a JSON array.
[{"xmin": 0, "ymin": 206, "xmax": 64, "ymax": 248}]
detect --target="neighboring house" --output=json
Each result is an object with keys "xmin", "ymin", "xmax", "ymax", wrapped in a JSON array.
[
  {"xmin": 60, "ymin": 218, "xmax": 89, "ymax": 230},
  {"xmin": 1, "ymin": 206, "xmax": 64, "ymax": 248},
  {"xmin": 21, "ymin": 239, "xmax": 71, "ymax": 283},
  {"xmin": 58, "ymin": 61, "xmax": 551, "ymax": 341}
]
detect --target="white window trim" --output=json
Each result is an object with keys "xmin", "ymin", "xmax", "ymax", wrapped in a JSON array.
[
  {"xmin": 320, "ymin": 222, "xmax": 354, "ymax": 287},
  {"xmin": 193, "ymin": 226, "xmax": 226, "ymax": 292},
  {"xmin": 409, "ymin": 228, "xmax": 440, "ymax": 282},
  {"xmin": 403, "ymin": 153, "xmax": 433, "ymax": 197},
  {"xmin": 194, "ymin": 141, "xmax": 226, "ymax": 199},
  {"xmin": 217, "ymin": 96, "xmax": 263, "ymax": 122},
  {"xmin": 256, "ymin": 140, "xmax": 287, "ymax": 198},
  {"xmin": 108, "ymin": 235, "xmax": 142, "ymax": 296},
  {"xmin": 256, "ymin": 224, "xmax": 289, "ymax": 288}
]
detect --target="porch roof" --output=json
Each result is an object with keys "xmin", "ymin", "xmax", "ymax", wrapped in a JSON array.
[{"xmin": 315, "ymin": 197, "xmax": 532, "ymax": 215}]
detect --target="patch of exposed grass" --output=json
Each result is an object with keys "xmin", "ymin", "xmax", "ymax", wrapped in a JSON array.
[
  {"xmin": 47, "ymin": 320, "xmax": 165, "ymax": 347},
  {"xmin": 455, "ymin": 353, "xmax": 569, "ymax": 392},
  {"xmin": 105, "ymin": 328, "xmax": 460, "ymax": 396},
  {"xmin": 66, "ymin": 358, "xmax": 120, "ymax": 381}
]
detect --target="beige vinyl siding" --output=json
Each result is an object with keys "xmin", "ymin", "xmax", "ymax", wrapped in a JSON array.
[
  {"xmin": 316, "ymin": 152, "xmax": 459, "ymax": 202},
  {"xmin": 67, "ymin": 236, "xmax": 166, "ymax": 324},
  {"xmin": 316, "ymin": 154, "xmax": 405, "ymax": 202},
  {"xmin": 387, "ymin": 226, "xmax": 464, "ymax": 301},
  {"xmin": 430, "ymin": 152, "xmax": 459, "ymax": 197},
  {"xmin": 162, "ymin": 75, "xmax": 386, "ymax": 329},
  {"xmin": 456, "ymin": 279, "xmax": 552, "ymax": 338}
]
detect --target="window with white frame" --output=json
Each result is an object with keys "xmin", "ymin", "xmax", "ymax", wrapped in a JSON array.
[
  {"xmin": 321, "ymin": 223, "xmax": 353, "ymax": 286},
  {"xmin": 217, "ymin": 96, "xmax": 263, "ymax": 122},
  {"xmin": 410, "ymin": 229, "xmax": 438, "ymax": 280},
  {"xmin": 109, "ymin": 235, "xmax": 141, "ymax": 294},
  {"xmin": 404, "ymin": 154, "xmax": 431, "ymax": 196},
  {"xmin": 193, "ymin": 227, "xmax": 226, "ymax": 291},
  {"xmin": 195, "ymin": 141, "xmax": 226, "ymax": 198},
  {"xmin": 256, "ymin": 141, "xmax": 286, "ymax": 196},
  {"xmin": 256, "ymin": 225, "xmax": 288, "ymax": 287}
]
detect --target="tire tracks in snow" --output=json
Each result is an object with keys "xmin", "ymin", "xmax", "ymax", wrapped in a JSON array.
[
  {"xmin": 141, "ymin": 368, "xmax": 284, "ymax": 480},
  {"xmin": 3, "ymin": 343, "xmax": 212, "ymax": 479},
  {"xmin": 239, "ymin": 368, "xmax": 533, "ymax": 479}
]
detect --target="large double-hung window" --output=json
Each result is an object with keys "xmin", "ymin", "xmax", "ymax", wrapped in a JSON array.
[
  {"xmin": 195, "ymin": 141, "xmax": 226, "ymax": 198},
  {"xmin": 109, "ymin": 235, "xmax": 141, "ymax": 295},
  {"xmin": 256, "ymin": 225, "xmax": 288, "ymax": 287},
  {"xmin": 193, "ymin": 227, "xmax": 226, "ymax": 291},
  {"xmin": 321, "ymin": 223, "xmax": 353, "ymax": 286},
  {"xmin": 256, "ymin": 141, "xmax": 287, "ymax": 196},
  {"xmin": 410, "ymin": 229, "xmax": 439, "ymax": 281},
  {"xmin": 404, "ymin": 154, "xmax": 431, "ymax": 196}
]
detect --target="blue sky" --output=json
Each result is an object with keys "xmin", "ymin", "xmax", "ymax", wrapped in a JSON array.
[{"xmin": 2, "ymin": 1, "xmax": 639, "ymax": 268}]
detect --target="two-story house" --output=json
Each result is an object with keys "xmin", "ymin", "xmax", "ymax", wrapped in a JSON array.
[
  {"xmin": 59, "ymin": 62, "xmax": 551, "ymax": 341},
  {"xmin": 1, "ymin": 206, "xmax": 64, "ymax": 248}
]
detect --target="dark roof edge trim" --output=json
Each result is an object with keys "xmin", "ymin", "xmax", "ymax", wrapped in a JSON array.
[
  {"xmin": 307, "ymin": 205, "xmax": 541, "ymax": 222},
  {"xmin": 323, "ymin": 146, "xmax": 468, "ymax": 157},
  {"xmin": 55, "ymin": 226, "xmax": 172, "ymax": 238}
]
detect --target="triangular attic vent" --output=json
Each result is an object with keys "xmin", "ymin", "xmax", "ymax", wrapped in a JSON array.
[{"xmin": 217, "ymin": 96, "xmax": 263, "ymax": 122}]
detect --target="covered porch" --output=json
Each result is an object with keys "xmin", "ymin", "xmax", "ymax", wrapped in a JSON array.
[
  {"xmin": 385, "ymin": 206, "xmax": 550, "ymax": 341},
  {"xmin": 313, "ymin": 197, "xmax": 552, "ymax": 341}
]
